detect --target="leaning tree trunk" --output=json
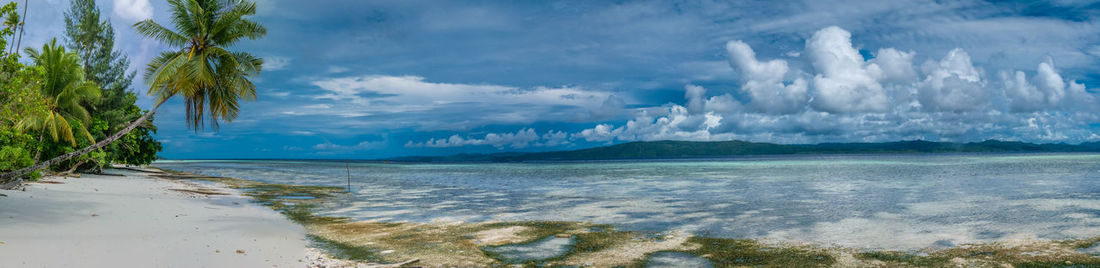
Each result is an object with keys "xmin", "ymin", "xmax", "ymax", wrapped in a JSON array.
[{"xmin": 0, "ymin": 98, "xmax": 167, "ymax": 189}]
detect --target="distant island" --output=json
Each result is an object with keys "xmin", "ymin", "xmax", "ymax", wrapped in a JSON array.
[{"xmin": 387, "ymin": 140, "xmax": 1100, "ymax": 162}]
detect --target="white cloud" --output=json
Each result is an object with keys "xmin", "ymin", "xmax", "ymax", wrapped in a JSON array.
[
  {"xmin": 573, "ymin": 105, "xmax": 729, "ymax": 143},
  {"xmin": 684, "ymin": 85, "xmax": 707, "ymax": 114},
  {"xmin": 113, "ymin": 0, "xmax": 153, "ymax": 21},
  {"xmin": 726, "ymin": 40, "xmax": 808, "ymax": 114},
  {"xmin": 916, "ymin": 48, "xmax": 989, "ymax": 112},
  {"xmin": 805, "ymin": 26, "xmax": 889, "ymax": 113},
  {"xmin": 537, "ymin": 131, "xmax": 570, "ymax": 147},
  {"xmin": 313, "ymin": 140, "xmax": 384, "ymax": 152},
  {"xmin": 312, "ymin": 75, "xmax": 608, "ymax": 108},
  {"xmin": 870, "ymin": 48, "xmax": 917, "ymax": 84},
  {"xmin": 263, "ymin": 57, "xmax": 291, "ymax": 71},
  {"xmin": 1001, "ymin": 59, "xmax": 1095, "ymax": 112},
  {"xmin": 562, "ymin": 26, "xmax": 1100, "ymax": 146},
  {"xmin": 303, "ymin": 75, "xmax": 618, "ymax": 131},
  {"xmin": 406, "ymin": 128, "xmax": 543, "ymax": 149},
  {"xmin": 399, "ymin": 23, "xmax": 1100, "ymax": 150}
]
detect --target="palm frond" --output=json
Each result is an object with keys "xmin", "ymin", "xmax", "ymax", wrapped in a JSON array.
[
  {"xmin": 136, "ymin": 0, "xmax": 265, "ymax": 131},
  {"xmin": 132, "ymin": 20, "xmax": 189, "ymax": 48}
]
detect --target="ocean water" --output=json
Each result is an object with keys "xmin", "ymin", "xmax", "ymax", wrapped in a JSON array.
[{"xmin": 153, "ymin": 153, "xmax": 1100, "ymax": 250}]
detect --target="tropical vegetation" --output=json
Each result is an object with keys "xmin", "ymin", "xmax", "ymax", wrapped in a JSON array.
[{"xmin": 0, "ymin": 0, "xmax": 265, "ymax": 188}]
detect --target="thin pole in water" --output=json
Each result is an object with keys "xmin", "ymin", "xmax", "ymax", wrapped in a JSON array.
[{"xmin": 345, "ymin": 159, "xmax": 351, "ymax": 193}]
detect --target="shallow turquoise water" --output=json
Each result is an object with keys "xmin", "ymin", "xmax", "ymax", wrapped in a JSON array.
[
  {"xmin": 482, "ymin": 236, "xmax": 573, "ymax": 263},
  {"xmin": 154, "ymin": 153, "xmax": 1100, "ymax": 250}
]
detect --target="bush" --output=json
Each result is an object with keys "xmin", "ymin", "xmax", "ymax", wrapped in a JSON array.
[{"xmin": 0, "ymin": 146, "xmax": 39, "ymax": 181}]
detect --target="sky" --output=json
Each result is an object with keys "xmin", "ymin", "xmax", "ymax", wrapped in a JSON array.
[{"xmin": 16, "ymin": 0, "xmax": 1100, "ymax": 159}]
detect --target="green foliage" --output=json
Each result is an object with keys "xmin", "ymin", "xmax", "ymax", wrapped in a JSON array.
[
  {"xmin": 0, "ymin": 146, "xmax": 37, "ymax": 180},
  {"xmin": 0, "ymin": 2, "xmax": 17, "ymax": 52},
  {"xmin": 64, "ymin": 0, "xmax": 160, "ymax": 166},
  {"xmin": 0, "ymin": 128, "xmax": 40, "ymax": 180},
  {"xmin": 0, "ymin": 1, "xmax": 44, "ymax": 179},
  {"xmin": 19, "ymin": 39, "xmax": 101, "ymax": 146},
  {"xmin": 0, "ymin": 63, "xmax": 46, "ymax": 126},
  {"xmin": 135, "ymin": 0, "xmax": 265, "ymax": 130}
]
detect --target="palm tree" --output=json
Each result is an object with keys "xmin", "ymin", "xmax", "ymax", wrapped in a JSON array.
[
  {"xmin": 0, "ymin": 0, "xmax": 265, "ymax": 187},
  {"xmin": 3, "ymin": 2, "xmax": 18, "ymax": 54},
  {"xmin": 18, "ymin": 38, "xmax": 101, "ymax": 150}
]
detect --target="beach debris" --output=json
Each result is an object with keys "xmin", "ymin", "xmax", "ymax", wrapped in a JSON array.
[
  {"xmin": 236, "ymin": 249, "xmax": 246, "ymax": 254},
  {"xmin": 91, "ymin": 213, "xmax": 98, "ymax": 217},
  {"xmin": 0, "ymin": 193, "xmax": 7, "ymax": 197}
]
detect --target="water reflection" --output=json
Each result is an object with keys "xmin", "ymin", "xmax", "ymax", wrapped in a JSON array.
[{"xmin": 154, "ymin": 154, "xmax": 1100, "ymax": 250}]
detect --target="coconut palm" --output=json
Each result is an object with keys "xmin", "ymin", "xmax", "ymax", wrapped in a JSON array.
[
  {"xmin": 17, "ymin": 38, "xmax": 101, "ymax": 148},
  {"xmin": 0, "ymin": 0, "xmax": 265, "ymax": 186}
]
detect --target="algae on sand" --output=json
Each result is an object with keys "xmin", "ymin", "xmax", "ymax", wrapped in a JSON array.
[{"xmin": 152, "ymin": 167, "xmax": 1100, "ymax": 268}]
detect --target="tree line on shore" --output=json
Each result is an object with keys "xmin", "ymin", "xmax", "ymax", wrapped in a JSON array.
[{"xmin": 0, "ymin": 0, "xmax": 265, "ymax": 188}]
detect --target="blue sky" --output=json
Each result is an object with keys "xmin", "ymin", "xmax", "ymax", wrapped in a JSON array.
[{"xmin": 19, "ymin": 0, "xmax": 1100, "ymax": 159}]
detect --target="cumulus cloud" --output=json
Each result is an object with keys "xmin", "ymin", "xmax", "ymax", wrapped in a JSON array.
[
  {"xmin": 805, "ymin": 26, "xmax": 890, "ymax": 113},
  {"xmin": 1000, "ymin": 59, "xmax": 1094, "ymax": 112},
  {"xmin": 725, "ymin": 40, "xmax": 808, "ymax": 114},
  {"xmin": 561, "ymin": 26, "xmax": 1100, "ymax": 146},
  {"xmin": 394, "ymin": 25, "xmax": 1100, "ymax": 151},
  {"xmin": 870, "ymin": 48, "xmax": 917, "ymax": 84},
  {"xmin": 573, "ymin": 105, "xmax": 727, "ymax": 143},
  {"xmin": 406, "ymin": 128, "xmax": 566, "ymax": 149},
  {"xmin": 113, "ymin": 0, "xmax": 153, "ymax": 21},
  {"xmin": 917, "ymin": 49, "xmax": 989, "ymax": 112}
]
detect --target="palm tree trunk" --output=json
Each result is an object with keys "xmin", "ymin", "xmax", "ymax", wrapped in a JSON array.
[
  {"xmin": 12, "ymin": 0, "xmax": 26, "ymax": 55},
  {"xmin": 32, "ymin": 132, "xmax": 43, "ymax": 162},
  {"xmin": 64, "ymin": 159, "xmax": 87, "ymax": 175},
  {"xmin": 0, "ymin": 98, "xmax": 167, "ymax": 189}
]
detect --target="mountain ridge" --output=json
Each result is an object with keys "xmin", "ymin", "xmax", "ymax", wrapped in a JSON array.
[{"xmin": 384, "ymin": 139, "xmax": 1100, "ymax": 162}]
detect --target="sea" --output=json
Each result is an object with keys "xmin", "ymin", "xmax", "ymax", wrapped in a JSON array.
[{"xmin": 153, "ymin": 153, "xmax": 1100, "ymax": 250}]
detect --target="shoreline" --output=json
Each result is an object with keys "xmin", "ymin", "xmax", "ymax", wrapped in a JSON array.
[
  {"xmin": 0, "ymin": 167, "xmax": 367, "ymax": 268},
  {"xmin": 148, "ymin": 166, "xmax": 1100, "ymax": 267},
  {"xmin": 3, "ymin": 166, "xmax": 1100, "ymax": 267}
]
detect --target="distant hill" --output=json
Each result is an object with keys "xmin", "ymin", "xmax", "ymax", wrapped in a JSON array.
[{"xmin": 387, "ymin": 140, "xmax": 1100, "ymax": 162}]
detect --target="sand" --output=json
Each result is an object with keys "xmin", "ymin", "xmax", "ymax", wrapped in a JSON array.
[{"xmin": 0, "ymin": 169, "xmax": 309, "ymax": 267}]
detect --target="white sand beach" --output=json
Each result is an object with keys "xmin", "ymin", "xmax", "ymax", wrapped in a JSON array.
[{"xmin": 0, "ymin": 169, "xmax": 309, "ymax": 267}]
